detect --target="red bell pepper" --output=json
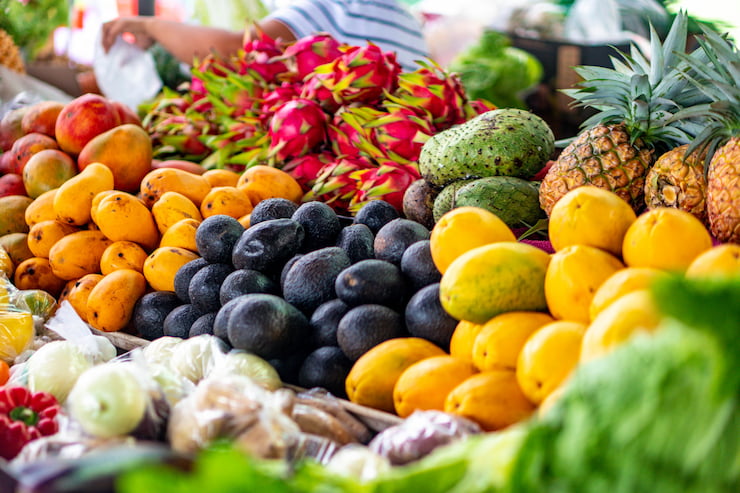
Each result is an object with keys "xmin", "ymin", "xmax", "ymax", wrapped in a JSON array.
[{"xmin": 0, "ymin": 386, "xmax": 60, "ymax": 460}]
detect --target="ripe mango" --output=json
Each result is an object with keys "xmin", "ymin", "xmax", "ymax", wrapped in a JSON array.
[
  {"xmin": 94, "ymin": 191, "xmax": 159, "ymax": 251},
  {"xmin": 53, "ymin": 162, "xmax": 115, "ymax": 226},
  {"xmin": 86, "ymin": 269, "xmax": 147, "ymax": 332}
]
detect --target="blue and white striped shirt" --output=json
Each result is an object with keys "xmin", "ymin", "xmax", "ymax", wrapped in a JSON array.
[{"xmin": 264, "ymin": 0, "xmax": 429, "ymax": 71}]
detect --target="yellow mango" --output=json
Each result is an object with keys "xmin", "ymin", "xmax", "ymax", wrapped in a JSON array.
[
  {"xmin": 94, "ymin": 192, "xmax": 160, "ymax": 251},
  {"xmin": 139, "ymin": 167, "xmax": 211, "ymax": 208},
  {"xmin": 66, "ymin": 273, "xmax": 104, "ymax": 322},
  {"xmin": 48, "ymin": 230, "xmax": 112, "ymax": 280},
  {"xmin": 143, "ymin": 247, "xmax": 200, "ymax": 292},
  {"xmin": 159, "ymin": 218, "xmax": 200, "ymax": 252},
  {"xmin": 151, "ymin": 191, "xmax": 202, "ymax": 234},
  {"xmin": 24, "ymin": 188, "xmax": 59, "ymax": 228},
  {"xmin": 86, "ymin": 269, "xmax": 147, "ymax": 332},
  {"xmin": 53, "ymin": 162, "xmax": 114, "ymax": 226},
  {"xmin": 100, "ymin": 241, "xmax": 149, "ymax": 275}
]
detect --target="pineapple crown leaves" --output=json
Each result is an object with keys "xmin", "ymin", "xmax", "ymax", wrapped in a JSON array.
[
  {"xmin": 563, "ymin": 11, "xmax": 711, "ymax": 147},
  {"xmin": 669, "ymin": 26, "xmax": 740, "ymax": 166}
]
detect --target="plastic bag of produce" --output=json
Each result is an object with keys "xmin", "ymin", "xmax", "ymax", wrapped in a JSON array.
[
  {"xmin": 368, "ymin": 410, "xmax": 482, "ymax": 465},
  {"xmin": 0, "ymin": 307, "xmax": 34, "ymax": 365},
  {"xmin": 167, "ymin": 374, "xmax": 301, "ymax": 458},
  {"xmin": 44, "ymin": 301, "xmax": 117, "ymax": 365}
]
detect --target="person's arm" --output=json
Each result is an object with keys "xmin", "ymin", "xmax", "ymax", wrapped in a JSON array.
[{"xmin": 101, "ymin": 17, "xmax": 244, "ymax": 65}]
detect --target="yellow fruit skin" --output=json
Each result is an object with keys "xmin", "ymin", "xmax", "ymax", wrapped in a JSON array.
[
  {"xmin": 545, "ymin": 245, "xmax": 624, "ymax": 323},
  {"xmin": 159, "ymin": 218, "xmax": 200, "ymax": 252},
  {"xmin": 440, "ymin": 242, "xmax": 551, "ymax": 324},
  {"xmin": 472, "ymin": 311, "xmax": 555, "ymax": 372},
  {"xmin": 236, "ymin": 165, "xmax": 303, "ymax": 204},
  {"xmin": 152, "ymin": 191, "xmax": 203, "ymax": 234},
  {"xmin": 589, "ymin": 267, "xmax": 667, "ymax": 321},
  {"xmin": 53, "ymin": 162, "xmax": 115, "ymax": 226},
  {"xmin": 622, "ymin": 207, "xmax": 713, "ymax": 271},
  {"xmin": 13, "ymin": 257, "xmax": 67, "ymax": 297},
  {"xmin": 94, "ymin": 192, "xmax": 160, "ymax": 251},
  {"xmin": 548, "ymin": 185, "xmax": 636, "ymax": 256},
  {"xmin": 200, "ymin": 186, "xmax": 253, "ymax": 219},
  {"xmin": 685, "ymin": 243, "xmax": 740, "ymax": 278},
  {"xmin": 86, "ymin": 269, "xmax": 147, "ymax": 332},
  {"xmin": 66, "ymin": 273, "xmax": 105, "ymax": 323},
  {"xmin": 516, "ymin": 320, "xmax": 586, "ymax": 405},
  {"xmin": 444, "ymin": 370, "xmax": 535, "ymax": 431},
  {"xmin": 202, "ymin": 169, "xmax": 240, "ymax": 188},
  {"xmin": 581, "ymin": 289, "xmax": 663, "ymax": 363},
  {"xmin": 345, "ymin": 337, "xmax": 446, "ymax": 413},
  {"xmin": 143, "ymin": 247, "xmax": 200, "ymax": 292},
  {"xmin": 0, "ymin": 195, "xmax": 34, "ymax": 235},
  {"xmin": 24, "ymin": 188, "xmax": 58, "ymax": 228},
  {"xmin": 393, "ymin": 355, "xmax": 478, "ymax": 418},
  {"xmin": 139, "ymin": 168, "xmax": 212, "ymax": 208},
  {"xmin": 0, "ymin": 248, "xmax": 13, "ymax": 279},
  {"xmin": 449, "ymin": 320, "xmax": 485, "ymax": 362},
  {"xmin": 89, "ymin": 190, "xmax": 118, "ymax": 226},
  {"xmin": 48, "ymin": 230, "xmax": 113, "ymax": 280},
  {"xmin": 27, "ymin": 220, "xmax": 79, "ymax": 258},
  {"xmin": 100, "ymin": 241, "xmax": 149, "ymax": 275},
  {"xmin": 430, "ymin": 206, "xmax": 516, "ymax": 274},
  {"xmin": 0, "ymin": 310, "xmax": 34, "ymax": 364}
]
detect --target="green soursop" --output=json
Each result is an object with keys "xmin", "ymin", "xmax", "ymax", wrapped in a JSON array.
[
  {"xmin": 453, "ymin": 176, "xmax": 546, "ymax": 228},
  {"xmin": 419, "ymin": 108, "xmax": 554, "ymax": 188},
  {"xmin": 432, "ymin": 178, "xmax": 477, "ymax": 222}
]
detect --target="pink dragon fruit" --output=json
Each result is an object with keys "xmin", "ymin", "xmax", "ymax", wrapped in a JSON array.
[
  {"xmin": 239, "ymin": 30, "xmax": 290, "ymax": 84},
  {"xmin": 304, "ymin": 155, "xmax": 375, "ymax": 214},
  {"xmin": 389, "ymin": 59, "xmax": 469, "ymax": 131},
  {"xmin": 350, "ymin": 160, "xmax": 421, "ymax": 213},
  {"xmin": 364, "ymin": 107, "xmax": 434, "ymax": 162},
  {"xmin": 267, "ymin": 98, "xmax": 328, "ymax": 162},
  {"xmin": 190, "ymin": 54, "xmax": 236, "ymax": 96},
  {"xmin": 282, "ymin": 151, "xmax": 335, "ymax": 190},
  {"xmin": 260, "ymin": 83, "xmax": 300, "ymax": 117},
  {"xmin": 326, "ymin": 105, "xmax": 381, "ymax": 158},
  {"xmin": 312, "ymin": 43, "xmax": 402, "ymax": 106},
  {"xmin": 300, "ymin": 72, "xmax": 342, "ymax": 113},
  {"xmin": 282, "ymin": 33, "xmax": 343, "ymax": 80}
]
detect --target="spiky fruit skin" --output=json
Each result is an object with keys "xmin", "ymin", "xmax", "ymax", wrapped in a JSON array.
[
  {"xmin": 644, "ymin": 144, "xmax": 707, "ymax": 223},
  {"xmin": 268, "ymin": 99, "xmax": 328, "ymax": 161},
  {"xmin": 539, "ymin": 124, "xmax": 654, "ymax": 216},
  {"xmin": 706, "ymin": 137, "xmax": 740, "ymax": 243}
]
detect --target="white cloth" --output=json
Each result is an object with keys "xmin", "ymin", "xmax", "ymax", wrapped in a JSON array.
[{"xmin": 264, "ymin": 0, "xmax": 430, "ymax": 71}]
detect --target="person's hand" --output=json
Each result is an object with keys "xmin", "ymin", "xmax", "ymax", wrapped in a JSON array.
[{"xmin": 101, "ymin": 16, "xmax": 156, "ymax": 53}]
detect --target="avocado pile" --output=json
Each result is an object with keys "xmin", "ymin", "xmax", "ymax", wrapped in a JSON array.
[
  {"xmin": 132, "ymin": 199, "xmax": 458, "ymax": 398},
  {"xmin": 408, "ymin": 108, "xmax": 554, "ymax": 229}
]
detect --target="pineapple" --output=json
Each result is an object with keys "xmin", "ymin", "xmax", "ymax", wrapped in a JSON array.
[
  {"xmin": 644, "ymin": 144, "xmax": 707, "ymax": 223},
  {"xmin": 673, "ymin": 28, "xmax": 740, "ymax": 243},
  {"xmin": 539, "ymin": 12, "xmax": 709, "ymax": 215},
  {"xmin": 0, "ymin": 28, "xmax": 25, "ymax": 74}
]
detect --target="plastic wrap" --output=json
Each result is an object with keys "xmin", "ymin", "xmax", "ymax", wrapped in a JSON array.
[
  {"xmin": 368, "ymin": 410, "xmax": 482, "ymax": 465},
  {"xmin": 65, "ymin": 359, "xmax": 170, "ymax": 441},
  {"xmin": 325, "ymin": 444, "xmax": 392, "ymax": 483},
  {"xmin": 167, "ymin": 374, "xmax": 301, "ymax": 458},
  {"xmin": 168, "ymin": 334, "xmax": 229, "ymax": 384},
  {"xmin": 208, "ymin": 350, "xmax": 282, "ymax": 391}
]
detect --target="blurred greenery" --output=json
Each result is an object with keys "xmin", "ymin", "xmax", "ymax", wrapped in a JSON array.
[{"xmin": 0, "ymin": 0, "xmax": 69, "ymax": 60}]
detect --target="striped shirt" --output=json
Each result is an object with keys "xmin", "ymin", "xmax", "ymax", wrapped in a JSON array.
[{"xmin": 264, "ymin": 0, "xmax": 429, "ymax": 71}]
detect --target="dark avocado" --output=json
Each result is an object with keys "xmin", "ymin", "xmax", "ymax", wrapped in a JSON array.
[
  {"xmin": 188, "ymin": 263, "xmax": 234, "ymax": 314},
  {"xmin": 291, "ymin": 200, "xmax": 342, "ymax": 252},
  {"xmin": 400, "ymin": 240, "xmax": 441, "ymax": 292},
  {"xmin": 188, "ymin": 311, "xmax": 217, "ymax": 337},
  {"xmin": 173, "ymin": 257, "xmax": 209, "ymax": 303},
  {"xmin": 282, "ymin": 246, "xmax": 351, "ymax": 315},
  {"xmin": 298, "ymin": 346, "xmax": 353, "ymax": 399},
  {"xmin": 132, "ymin": 291, "xmax": 182, "ymax": 340},
  {"xmin": 279, "ymin": 254, "xmax": 304, "ymax": 292},
  {"xmin": 353, "ymin": 199, "xmax": 399, "ymax": 234},
  {"xmin": 373, "ymin": 218, "xmax": 430, "ymax": 265},
  {"xmin": 163, "ymin": 304, "xmax": 203, "ymax": 339},
  {"xmin": 226, "ymin": 293, "xmax": 311, "ymax": 360},
  {"xmin": 249, "ymin": 197, "xmax": 299, "ymax": 226},
  {"xmin": 404, "ymin": 283, "xmax": 458, "ymax": 351},
  {"xmin": 231, "ymin": 218, "xmax": 305, "ymax": 275},
  {"xmin": 334, "ymin": 259, "xmax": 407, "ymax": 309},
  {"xmin": 195, "ymin": 214, "xmax": 245, "ymax": 264},
  {"xmin": 336, "ymin": 304, "xmax": 405, "ymax": 361},
  {"xmin": 335, "ymin": 223, "xmax": 375, "ymax": 263},
  {"xmin": 219, "ymin": 268, "xmax": 278, "ymax": 306},
  {"xmin": 402, "ymin": 179, "xmax": 439, "ymax": 230},
  {"xmin": 309, "ymin": 298, "xmax": 350, "ymax": 347},
  {"xmin": 212, "ymin": 295, "xmax": 246, "ymax": 344}
]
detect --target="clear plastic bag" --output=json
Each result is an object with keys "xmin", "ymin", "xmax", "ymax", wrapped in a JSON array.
[{"xmin": 93, "ymin": 33, "xmax": 163, "ymax": 112}]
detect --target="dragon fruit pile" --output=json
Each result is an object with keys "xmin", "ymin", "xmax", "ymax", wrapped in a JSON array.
[{"xmin": 142, "ymin": 32, "xmax": 495, "ymax": 214}]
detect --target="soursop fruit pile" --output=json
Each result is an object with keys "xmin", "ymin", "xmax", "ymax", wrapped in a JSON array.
[{"xmin": 406, "ymin": 108, "xmax": 553, "ymax": 229}]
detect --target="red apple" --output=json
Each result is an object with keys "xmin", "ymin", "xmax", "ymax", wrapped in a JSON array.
[
  {"xmin": 54, "ymin": 94, "xmax": 121, "ymax": 155},
  {"xmin": 0, "ymin": 173, "xmax": 27, "ymax": 197}
]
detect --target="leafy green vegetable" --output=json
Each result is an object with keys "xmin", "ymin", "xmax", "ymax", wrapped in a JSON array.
[
  {"xmin": 449, "ymin": 30, "xmax": 543, "ymax": 109},
  {"xmin": 504, "ymin": 274, "xmax": 739, "ymax": 493},
  {"xmin": 0, "ymin": 0, "xmax": 69, "ymax": 60}
]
